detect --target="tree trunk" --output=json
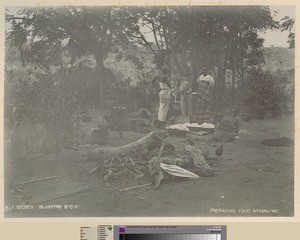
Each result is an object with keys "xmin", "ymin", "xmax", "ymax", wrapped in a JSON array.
[
  {"xmin": 230, "ymin": 41, "xmax": 239, "ymax": 108},
  {"xmin": 190, "ymin": 11, "xmax": 201, "ymax": 90},
  {"xmin": 87, "ymin": 130, "xmax": 169, "ymax": 161},
  {"xmin": 236, "ymin": 59, "xmax": 246, "ymax": 105},
  {"xmin": 215, "ymin": 40, "xmax": 229, "ymax": 111},
  {"xmin": 95, "ymin": 52, "xmax": 105, "ymax": 108},
  {"xmin": 215, "ymin": 48, "xmax": 223, "ymax": 110},
  {"xmin": 231, "ymin": 62, "xmax": 236, "ymax": 107},
  {"xmin": 180, "ymin": 47, "xmax": 189, "ymax": 71}
]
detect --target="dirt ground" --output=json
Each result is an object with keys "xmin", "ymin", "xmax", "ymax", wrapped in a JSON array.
[{"xmin": 4, "ymin": 113, "xmax": 294, "ymax": 218}]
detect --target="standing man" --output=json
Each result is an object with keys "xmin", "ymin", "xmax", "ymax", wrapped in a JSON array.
[
  {"xmin": 195, "ymin": 67, "xmax": 214, "ymax": 124},
  {"xmin": 178, "ymin": 68, "xmax": 192, "ymax": 121},
  {"xmin": 157, "ymin": 64, "xmax": 171, "ymax": 128}
]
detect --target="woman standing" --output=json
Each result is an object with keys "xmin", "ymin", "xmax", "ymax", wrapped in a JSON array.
[
  {"xmin": 195, "ymin": 68, "xmax": 214, "ymax": 124},
  {"xmin": 157, "ymin": 64, "xmax": 171, "ymax": 128}
]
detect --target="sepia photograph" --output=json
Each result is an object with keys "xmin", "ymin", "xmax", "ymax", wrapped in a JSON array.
[{"xmin": 3, "ymin": 5, "xmax": 295, "ymax": 217}]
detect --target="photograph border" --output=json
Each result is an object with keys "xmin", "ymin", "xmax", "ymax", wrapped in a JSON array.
[{"xmin": 0, "ymin": 0, "xmax": 298, "ymax": 223}]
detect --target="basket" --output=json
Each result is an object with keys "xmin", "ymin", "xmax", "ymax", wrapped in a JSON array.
[
  {"xmin": 187, "ymin": 126, "xmax": 214, "ymax": 132},
  {"xmin": 167, "ymin": 128, "xmax": 189, "ymax": 137}
]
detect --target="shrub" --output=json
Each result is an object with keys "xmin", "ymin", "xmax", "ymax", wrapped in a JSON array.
[
  {"xmin": 5, "ymin": 67, "xmax": 83, "ymax": 138},
  {"xmin": 243, "ymin": 67, "xmax": 294, "ymax": 116}
]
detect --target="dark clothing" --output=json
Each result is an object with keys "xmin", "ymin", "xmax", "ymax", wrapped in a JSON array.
[{"xmin": 194, "ymin": 80, "xmax": 213, "ymax": 124}]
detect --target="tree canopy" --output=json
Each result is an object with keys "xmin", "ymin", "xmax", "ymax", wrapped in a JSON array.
[{"xmin": 6, "ymin": 6, "xmax": 290, "ymax": 111}]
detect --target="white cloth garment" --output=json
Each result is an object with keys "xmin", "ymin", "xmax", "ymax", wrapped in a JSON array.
[
  {"xmin": 197, "ymin": 74, "xmax": 215, "ymax": 87},
  {"xmin": 158, "ymin": 82, "xmax": 171, "ymax": 122}
]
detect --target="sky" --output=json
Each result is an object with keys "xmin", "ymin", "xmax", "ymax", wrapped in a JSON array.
[{"xmin": 259, "ymin": 5, "xmax": 295, "ymax": 47}]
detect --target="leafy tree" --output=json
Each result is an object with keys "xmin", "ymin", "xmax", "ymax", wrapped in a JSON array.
[
  {"xmin": 6, "ymin": 6, "xmax": 282, "ymax": 114},
  {"xmin": 280, "ymin": 16, "xmax": 295, "ymax": 49},
  {"xmin": 189, "ymin": 6, "xmax": 278, "ymax": 109},
  {"xmin": 6, "ymin": 7, "xmax": 138, "ymax": 106},
  {"xmin": 264, "ymin": 47, "xmax": 295, "ymax": 70},
  {"xmin": 105, "ymin": 49, "xmax": 159, "ymax": 110},
  {"xmin": 131, "ymin": 6, "xmax": 277, "ymax": 109},
  {"xmin": 244, "ymin": 67, "xmax": 293, "ymax": 115}
]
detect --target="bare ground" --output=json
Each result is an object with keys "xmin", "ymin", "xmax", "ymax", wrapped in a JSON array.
[{"xmin": 4, "ymin": 114, "xmax": 294, "ymax": 218}]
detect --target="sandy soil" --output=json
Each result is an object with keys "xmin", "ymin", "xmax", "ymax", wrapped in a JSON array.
[{"xmin": 4, "ymin": 114, "xmax": 294, "ymax": 218}]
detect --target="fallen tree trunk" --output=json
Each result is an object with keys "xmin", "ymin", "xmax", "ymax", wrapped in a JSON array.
[
  {"xmin": 87, "ymin": 130, "xmax": 168, "ymax": 161},
  {"xmin": 184, "ymin": 145, "xmax": 214, "ymax": 177}
]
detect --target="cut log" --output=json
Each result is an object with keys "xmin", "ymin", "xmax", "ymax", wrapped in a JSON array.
[
  {"xmin": 87, "ymin": 130, "xmax": 168, "ymax": 161},
  {"xmin": 184, "ymin": 145, "xmax": 214, "ymax": 177}
]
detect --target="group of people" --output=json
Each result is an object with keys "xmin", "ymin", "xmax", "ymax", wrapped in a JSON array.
[{"xmin": 157, "ymin": 64, "xmax": 214, "ymax": 128}]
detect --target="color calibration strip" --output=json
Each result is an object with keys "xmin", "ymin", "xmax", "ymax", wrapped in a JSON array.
[
  {"xmin": 119, "ymin": 233, "xmax": 221, "ymax": 240},
  {"xmin": 80, "ymin": 225, "xmax": 113, "ymax": 240}
]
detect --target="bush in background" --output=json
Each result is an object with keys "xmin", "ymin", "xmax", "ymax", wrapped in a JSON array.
[{"xmin": 243, "ymin": 67, "xmax": 294, "ymax": 117}]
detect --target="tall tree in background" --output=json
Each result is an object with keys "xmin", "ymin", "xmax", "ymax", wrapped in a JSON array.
[
  {"xmin": 6, "ymin": 6, "xmax": 278, "ymax": 111},
  {"xmin": 6, "ymin": 7, "xmax": 139, "ymax": 107},
  {"xmin": 189, "ymin": 6, "xmax": 277, "ymax": 109},
  {"xmin": 127, "ymin": 6, "xmax": 277, "ymax": 110}
]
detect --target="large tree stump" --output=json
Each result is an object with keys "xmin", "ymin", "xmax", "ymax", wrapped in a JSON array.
[
  {"xmin": 87, "ymin": 130, "xmax": 168, "ymax": 161},
  {"xmin": 184, "ymin": 145, "xmax": 214, "ymax": 177}
]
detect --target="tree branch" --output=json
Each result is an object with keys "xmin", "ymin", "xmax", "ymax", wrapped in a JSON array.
[
  {"xmin": 151, "ymin": 17, "xmax": 161, "ymax": 51},
  {"xmin": 165, "ymin": 8, "xmax": 184, "ymax": 76},
  {"xmin": 134, "ymin": 30, "xmax": 157, "ymax": 55},
  {"xmin": 158, "ymin": 28, "xmax": 165, "ymax": 49}
]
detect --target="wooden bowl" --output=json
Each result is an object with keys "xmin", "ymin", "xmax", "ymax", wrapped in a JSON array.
[{"xmin": 187, "ymin": 126, "xmax": 214, "ymax": 132}]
